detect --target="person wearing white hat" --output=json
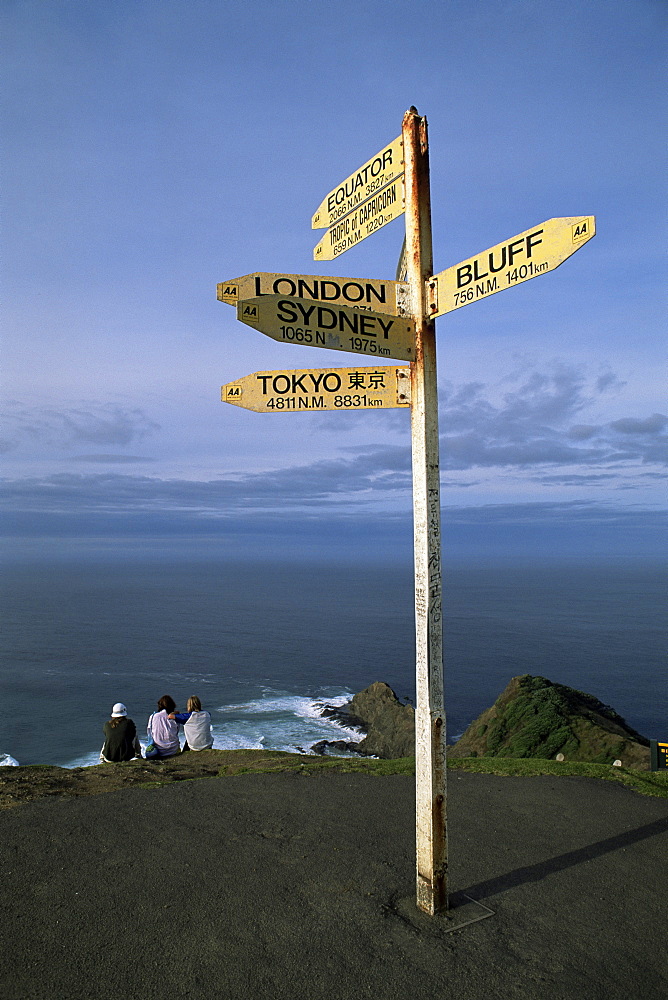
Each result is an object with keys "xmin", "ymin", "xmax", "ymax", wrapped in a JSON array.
[{"xmin": 99, "ymin": 703, "xmax": 142, "ymax": 763}]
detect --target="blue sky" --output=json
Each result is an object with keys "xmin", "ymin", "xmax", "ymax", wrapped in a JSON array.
[{"xmin": 2, "ymin": 0, "xmax": 666, "ymax": 563}]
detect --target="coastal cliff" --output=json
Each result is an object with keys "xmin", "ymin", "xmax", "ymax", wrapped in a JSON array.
[
  {"xmin": 317, "ymin": 675, "xmax": 650, "ymax": 768},
  {"xmin": 316, "ymin": 681, "xmax": 415, "ymax": 758}
]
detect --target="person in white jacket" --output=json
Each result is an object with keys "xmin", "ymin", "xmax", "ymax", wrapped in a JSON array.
[{"xmin": 171, "ymin": 695, "xmax": 214, "ymax": 752}]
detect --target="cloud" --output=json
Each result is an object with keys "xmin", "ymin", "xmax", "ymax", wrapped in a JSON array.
[
  {"xmin": 2, "ymin": 365, "xmax": 665, "ymax": 541},
  {"xmin": 596, "ymin": 372, "xmax": 626, "ymax": 394},
  {"xmin": 567, "ymin": 425, "xmax": 599, "ymax": 441},
  {"xmin": 609, "ymin": 414, "xmax": 668, "ymax": 435},
  {"xmin": 2, "ymin": 474, "xmax": 664, "ymax": 569},
  {"xmin": 0, "ymin": 403, "xmax": 160, "ymax": 453},
  {"xmin": 73, "ymin": 454, "xmax": 156, "ymax": 464},
  {"xmin": 530, "ymin": 473, "xmax": 619, "ymax": 485},
  {"xmin": 2, "ymin": 469, "xmax": 664, "ymax": 529},
  {"xmin": 436, "ymin": 364, "xmax": 667, "ymax": 469},
  {"xmin": 0, "ymin": 460, "xmax": 407, "ymax": 523}
]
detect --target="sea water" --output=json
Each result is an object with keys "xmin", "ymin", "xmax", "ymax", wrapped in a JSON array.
[{"xmin": 0, "ymin": 559, "xmax": 664, "ymax": 767}]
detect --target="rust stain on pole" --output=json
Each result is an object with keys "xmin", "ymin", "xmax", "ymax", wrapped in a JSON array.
[{"xmin": 403, "ymin": 106, "xmax": 448, "ymax": 917}]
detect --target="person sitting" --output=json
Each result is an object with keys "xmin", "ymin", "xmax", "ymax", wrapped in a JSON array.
[
  {"xmin": 171, "ymin": 695, "xmax": 214, "ymax": 752},
  {"xmin": 145, "ymin": 695, "xmax": 181, "ymax": 759},
  {"xmin": 100, "ymin": 703, "xmax": 142, "ymax": 763}
]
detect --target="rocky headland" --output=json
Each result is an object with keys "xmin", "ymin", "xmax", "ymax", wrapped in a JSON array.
[
  {"xmin": 315, "ymin": 675, "xmax": 651, "ymax": 768},
  {"xmin": 314, "ymin": 681, "xmax": 415, "ymax": 758},
  {"xmin": 0, "ymin": 676, "xmax": 651, "ymax": 812}
]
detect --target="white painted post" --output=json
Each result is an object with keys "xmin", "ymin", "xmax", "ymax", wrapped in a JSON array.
[{"xmin": 402, "ymin": 107, "xmax": 448, "ymax": 916}]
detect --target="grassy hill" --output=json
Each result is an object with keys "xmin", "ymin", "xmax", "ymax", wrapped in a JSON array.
[{"xmin": 450, "ymin": 674, "xmax": 650, "ymax": 767}]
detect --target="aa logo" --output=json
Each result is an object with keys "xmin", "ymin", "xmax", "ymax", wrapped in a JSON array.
[
  {"xmin": 241, "ymin": 304, "xmax": 259, "ymax": 324},
  {"xmin": 572, "ymin": 219, "xmax": 589, "ymax": 242},
  {"xmin": 225, "ymin": 385, "xmax": 242, "ymax": 400},
  {"xmin": 217, "ymin": 283, "xmax": 238, "ymax": 303}
]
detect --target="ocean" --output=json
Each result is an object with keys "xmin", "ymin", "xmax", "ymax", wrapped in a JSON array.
[{"xmin": 0, "ymin": 559, "xmax": 664, "ymax": 767}]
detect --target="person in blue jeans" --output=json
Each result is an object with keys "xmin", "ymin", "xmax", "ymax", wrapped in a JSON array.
[
  {"xmin": 145, "ymin": 694, "xmax": 180, "ymax": 758},
  {"xmin": 170, "ymin": 695, "xmax": 214, "ymax": 752}
]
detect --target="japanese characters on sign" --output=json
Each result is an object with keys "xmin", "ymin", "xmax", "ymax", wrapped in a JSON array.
[
  {"xmin": 427, "ymin": 216, "xmax": 596, "ymax": 317},
  {"xmin": 222, "ymin": 366, "xmax": 411, "ymax": 413}
]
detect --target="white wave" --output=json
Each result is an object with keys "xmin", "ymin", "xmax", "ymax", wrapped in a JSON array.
[
  {"xmin": 212, "ymin": 689, "xmax": 363, "ymax": 753},
  {"xmin": 0, "ymin": 752, "xmax": 19, "ymax": 766},
  {"xmin": 65, "ymin": 750, "xmax": 105, "ymax": 769},
  {"xmin": 217, "ymin": 691, "xmax": 356, "ymax": 725}
]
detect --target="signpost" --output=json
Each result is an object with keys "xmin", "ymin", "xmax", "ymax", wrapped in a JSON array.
[
  {"xmin": 218, "ymin": 272, "xmax": 409, "ymax": 315},
  {"xmin": 311, "ymin": 135, "xmax": 404, "ymax": 229},
  {"xmin": 402, "ymin": 107, "xmax": 448, "ymax": 918},
  {"xmin": 217, "ymin": 106, "xmax": 596, "ymax": 921},
  {"xmin": 222, "ymin": 366, "xmax": 410, "ymax": 412},
  {"xmin": 236, "ymin": 295, "xmax": 415, "ymax": 361},
  {"xmin": 427, "ymin": 216, "xmax": 596, "ymax": 316},
  {"xmin": 313, "ymin": 176, "xmax": 405, "ymax": 261}
]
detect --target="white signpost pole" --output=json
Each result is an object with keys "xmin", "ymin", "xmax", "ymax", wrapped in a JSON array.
[
  {"xmin": 403, "ymin": 107, "xmax": 448, "ymax": 916},
  {"xmin": 220, "ymin": 112, "xmax": 595, "ymax": 922}
]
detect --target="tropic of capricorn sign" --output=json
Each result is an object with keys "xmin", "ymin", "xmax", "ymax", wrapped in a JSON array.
[{"xmin": 217, "ymin": 108, "xmax": 595, "ymax": 919}]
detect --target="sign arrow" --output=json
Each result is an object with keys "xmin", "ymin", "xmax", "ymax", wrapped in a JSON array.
[
  {"xmin": 427, "ymin": 216, "xmax": 596, "ymax": 317},
  {"xmin": 217, "ymin": 271, "xmax": 408, "ymax": 316},
  {"xmin": 236, "ymin": 295, "xmax": 415, "ymax": 362},
  {"xmin": 311, "ymin": 135, "xmax": 404, "ymax": 230},
  {"xmin": 222, "ymin": 366, "xmax": 411, "ymax": 412},
  {"xmin": 313, "ymin": 176, "xmax": 405, "ymax": 261}
]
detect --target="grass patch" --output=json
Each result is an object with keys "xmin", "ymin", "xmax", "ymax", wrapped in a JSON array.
[
  {"xmin": 2, "ymin": 750, "xmax": 665, "ymax": 809},
  {"xmin": 221, "ymin": 751, "xmax": 415, "ymax": 777},
  {"xmin": 217, "ymin": 751, "xmax": 668, "ymax": 797},
  {"xmin": 447, "ymin": 756, "xmax": 668, "ymax": 798}
]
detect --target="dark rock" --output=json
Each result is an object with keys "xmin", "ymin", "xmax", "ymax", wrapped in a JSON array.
[
  {"xmin": 318, "ymin": 704, "xmax": 366, "ymax": 730},
  {"xmin": 317, "ymin": 682, "xmax": 415, "ymax": 759},
  {"xmin": 311, "ymin": 739, "xmax": 366, "ymax": 756}
]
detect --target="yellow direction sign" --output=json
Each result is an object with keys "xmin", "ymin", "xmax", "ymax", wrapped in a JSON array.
[
  {"xmin": 427, "ymin": 216, "xmax": 596, "ymax": 317},
  {"xmin": 313, "ymin": 176, "xmax": 405, "ymax": 262},
  {"xmin": 222, "ymin": 366, "xmax": 411, "ymax": 413},
  {"xmin": 236, "ymin": 295, "xmax": 415, "ymax": 362},
  {"xmin": 311, "ymin": 135, "xmax": 404, "ymax": 230},
  {"xmin": 217, "ymin": 272, "xmax": 408, "ymax": 316}
]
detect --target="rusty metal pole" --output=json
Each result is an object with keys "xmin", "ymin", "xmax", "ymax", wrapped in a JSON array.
[{"xmin": 402, "ymin": 107, "xmax": 448, "ymax": 916}]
